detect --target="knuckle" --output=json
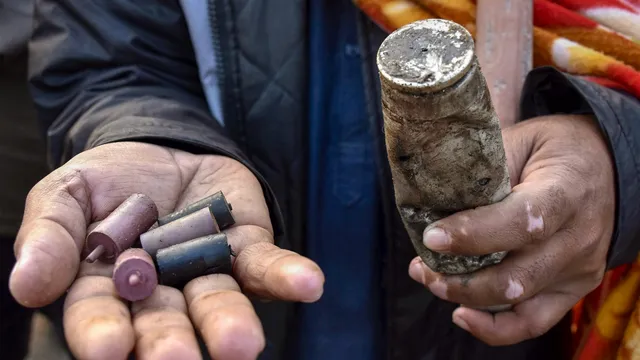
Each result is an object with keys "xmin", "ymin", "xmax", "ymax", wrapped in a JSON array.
[
  {"xmin": 191, "ymin": 289, "xmax": 247, "ymax": 315},
  {"xmin": 569, "ymin": 155, "xmax": 593, "ymax": 179},
  {"xmin": 30, "ymin": 168, "xmax": 91, "ymax": 216},
  {"xmin": 57, "ymin": 169, "xmax": 91, "ymax": 210},
  {"xmin": 445, "ymin": 211, "xmax": 496, "ymax": 254},
  {"xmin": 242, "ymin": 256, "xmax": 270, "ymax": 283},
  {"xmin": 536, "ymin": 182, "xmax": 569, "ymax": 236},
  {"xmin": 500, "ymin": 266, "xmax": 532, "ymax": 302},
  {"xmin": 64, "ymin": 276, "xmax": 117, "ymax": 310}
]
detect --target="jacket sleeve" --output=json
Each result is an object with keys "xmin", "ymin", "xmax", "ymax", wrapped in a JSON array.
[
  {"xmin": 519, "ymin": 67, "xmax": 640, "ymax": 269},
  {"xmin": 28, "ymin": 0, "xmax": 286, "ymax": 239}
]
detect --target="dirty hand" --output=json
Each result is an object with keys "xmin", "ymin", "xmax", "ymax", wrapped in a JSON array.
[
  {"xmin": 408, "ymin": 114, "xmax": 615, "ymax": 346},
  {"xmin": 9, "ymin": 142, "xmax": 324, "ymax": 360}
]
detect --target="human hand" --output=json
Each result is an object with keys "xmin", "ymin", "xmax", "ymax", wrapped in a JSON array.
[
  {"xmin": 408, "ymin": 114, "xmax": 615, "ymax": 346},
  {"xmin": 9, "ymin": 142, "xmax": 325, "ymax": 360}
]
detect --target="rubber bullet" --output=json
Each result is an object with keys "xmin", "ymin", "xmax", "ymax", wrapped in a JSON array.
[
  {"xmin": 156, "ymin": 233, "xmax": 232, "ymax": 288},
  {"xmin": 157, "ymin": 191, "xmax": 235, "ymax": 229},
  {"xmin": 112, "ymin": 248, "xmax": 158, "ymax": 302},
  {"xmin": 140, "ymin": 206, "xmax": 220, "ymax": 257},
  {"xmin": 85, "ymin": 194, "xmax": 158, "ymax": 264}
]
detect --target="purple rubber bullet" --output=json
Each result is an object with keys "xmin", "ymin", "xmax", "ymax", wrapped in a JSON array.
[
  {"xmin": 140, "ymin": 206, "xmax": 220, "ymax": 257},
  {"xmin": 85, "ymin": 194, "xmax": 158, "ymax": 264},
  {"xmin": 113, "ymin": 248, "xmax": 158, "ymax": 302}
]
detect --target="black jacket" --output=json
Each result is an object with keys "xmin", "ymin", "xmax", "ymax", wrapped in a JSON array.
[{"xmin": 28, "ymin": 1, "xmax": 640, "ymax": 359}]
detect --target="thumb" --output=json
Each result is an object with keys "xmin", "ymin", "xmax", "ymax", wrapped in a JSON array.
[{"xmin": 9, "ymin": 169, "xmax": 91, "ymax": 308}]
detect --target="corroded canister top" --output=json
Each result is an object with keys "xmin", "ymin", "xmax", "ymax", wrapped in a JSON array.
[
  {"xmin": 377, "ymin": 19, "xmax": 494, "ymax": 124},
  {"xmin": 377, "ymin": 19, "xmax": 475, "ymax": 94}
]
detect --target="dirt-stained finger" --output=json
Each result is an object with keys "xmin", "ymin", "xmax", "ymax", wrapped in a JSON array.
[
  {"xmin": 409, "ymin": 228, "xmax": 577, "ymax": 307},
  {"xmin": 63, "ymin": 276, "xmax": 134, "ymax": 360},
  {"xmin": 233, "ymin": 240, "xmax": 324, "ymax": 303},
  {"xmin": 422, "ymin": 180, "xmax": 573, "ymax": 256},
  {"xmin": 184, "ymin": 274, "xmax": 265, "ymax": 360},
  {"xmin": 131, "ymin": 286, "xmax": 202, "ymax": 360}
]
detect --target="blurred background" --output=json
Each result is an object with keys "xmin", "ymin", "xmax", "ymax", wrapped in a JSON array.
[{"xmin": 1, "ymin": 1, "xmax": 69, "ymax": 358}]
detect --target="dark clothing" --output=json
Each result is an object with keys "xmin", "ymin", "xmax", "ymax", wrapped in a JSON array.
[
  {"xmin": 0, "ymin": 236, "xmax": 32, "ymax": 359},
  {"xmin": 0, "ymin": 50, "xmax": 48, "ymax": 236},
  {"xmin": 0, "ymin": 0, "xmax": 34, "ymax": 55},
  {"xmin": 0, "ymin": 47, "xmax": 59, "ymax": 360},
  {"xmin": 297, "ymin": 1, "xmax": 383, "ymax": 359},
  {"xmin": 27, "ymin": 1, "xmax": 640, "ymax": 360}
]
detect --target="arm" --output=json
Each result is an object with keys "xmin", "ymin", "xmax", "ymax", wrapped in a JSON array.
[
  {"xmin": 12, "ymin": 3, "xmax": 323, "ymax": 359},
  {"xmin": 28, "ymin": 0, "xmax": 285, "ymax": 239},
  {"xmin": 520, "ymin": 67, "xmax": 640, "ymax": 269}
]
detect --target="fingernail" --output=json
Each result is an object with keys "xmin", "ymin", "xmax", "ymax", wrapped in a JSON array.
[
  {"xmin": 423, "ymin": 228, "xmax": 450, "ymax": 251},
  {"xmin": 453, "ymin": 314, "xmax": 470, "ymax": 332}
]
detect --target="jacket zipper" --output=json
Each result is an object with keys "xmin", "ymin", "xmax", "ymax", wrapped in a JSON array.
[
  {"xmin": 207, "ymin": 0, "xmax": 226, "ymax": 125},
  {"xmin": 207, "ymin": 0, "xmax": 247, "ymax": 152},
  {"xmin": 205, "ymin": 0, "xmax": 285, "ymax": 239}
]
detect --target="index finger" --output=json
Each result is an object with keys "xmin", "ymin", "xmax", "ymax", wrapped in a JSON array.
[
  {"xmin": 9, "ymin": 169, "xmax": 91, "ymax": 307},
  {"xmin": 422, "ymin": 180, "xmax": 573, "ymax": 256}
]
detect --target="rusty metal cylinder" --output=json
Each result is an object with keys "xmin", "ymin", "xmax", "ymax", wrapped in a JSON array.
[
  {"xmin": 377, "ymin": 19, "xmax": 511, "ymax": 276},
  {"xmin": 85, "ymin": 194, "xmax": 158, "ymax": 264}
]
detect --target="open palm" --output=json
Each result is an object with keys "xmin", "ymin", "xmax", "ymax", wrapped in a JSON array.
[{"xmin": 9, "ymin": 142, "xmax": 324, "ymax": 360}]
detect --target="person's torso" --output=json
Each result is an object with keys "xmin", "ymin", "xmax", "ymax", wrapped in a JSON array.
[{"xmin": 180, "ymin": 1, "xmax": 569, "ymax": 359}]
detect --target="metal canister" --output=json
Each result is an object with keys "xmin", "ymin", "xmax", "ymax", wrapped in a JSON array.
[{"xmin": 377, "ymin": 19, "xmax": 511, "ymax": 276}]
